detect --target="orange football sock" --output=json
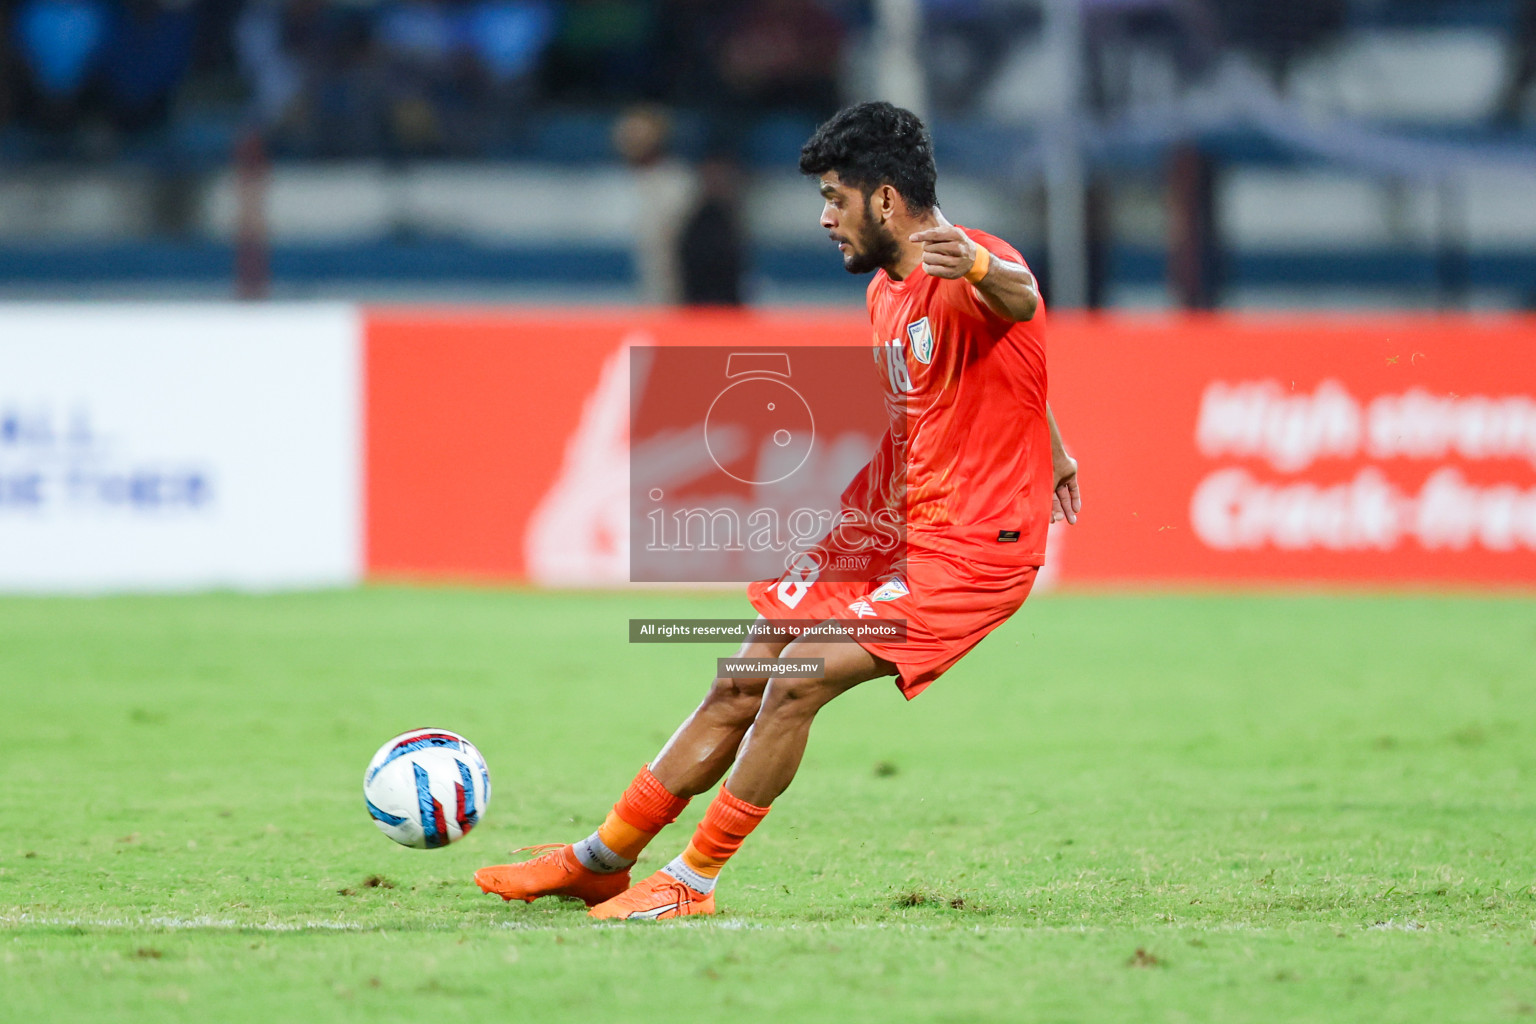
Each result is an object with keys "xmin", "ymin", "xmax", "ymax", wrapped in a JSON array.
[
  {"xmin": 571, "ymin": 765, "xmax": 688, "ymax": 873},
  {"xmin": 677, "ymin": 785, "xmax": 771, "ymax": 882}
]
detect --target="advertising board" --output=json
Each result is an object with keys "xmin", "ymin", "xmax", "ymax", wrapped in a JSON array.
[
  {"xmin": 0, "ymin": 305, "xmax": 360, "ymax": 591},
  {"xmin": 367, "ymin": 309, "xmax": 1536, "ymax": 589}
]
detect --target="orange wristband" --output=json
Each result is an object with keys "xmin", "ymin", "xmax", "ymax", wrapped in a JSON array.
[{"xmin": 963, "ymin": 244, "xmax": 991, "ymax": 284}]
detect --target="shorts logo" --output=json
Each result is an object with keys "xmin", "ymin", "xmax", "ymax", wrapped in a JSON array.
[
  {"xmin": 847, "ymin": 599, "xmax": 877, "ymax": 618},
  {"xmin": 870, "ymin": 578, "xmax": 908, "ymax": 602},
  {"xmin": 906, "ymin": 318, "xmax": 934, "ymax": 365}
]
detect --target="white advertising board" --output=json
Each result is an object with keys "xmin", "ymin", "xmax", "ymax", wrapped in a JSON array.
[{"xmin": 0, "ymin": 304, "xmax": 360, "ymax": 591}]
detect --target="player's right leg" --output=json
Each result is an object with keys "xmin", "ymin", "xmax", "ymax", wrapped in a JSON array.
[
  {"xmin": 473, "ymin": 620, "xmax": 792, "ymax": 906},
  {"xmin": 588, "ymin": 634, "xmax": 895, "ymax": 920},
  {"xmin": 645, "ymin": 621, "xmax": 798, "ymax": 798}
]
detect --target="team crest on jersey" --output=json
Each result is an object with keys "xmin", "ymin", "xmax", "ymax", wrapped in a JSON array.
[
  {"xmin": 906, "ymin": 318, "xmax": 934, "ymax": 365},
  {"xmin": 870, "ymin": 578, "xmax": 909, "ymax": 602}
]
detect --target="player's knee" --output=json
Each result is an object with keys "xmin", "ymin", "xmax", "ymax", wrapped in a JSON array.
[
  {"xmin": 703, "ymin": 676, "xmax": 765, "ymax": 723},
  {"xmin": 758, "ymin": 676, "xmax": 829, "ymax": 717}
]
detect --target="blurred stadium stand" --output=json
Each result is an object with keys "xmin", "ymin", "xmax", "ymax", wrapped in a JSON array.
[{"xmin": 0, "ymin": 0, "xmax": 1533, "ymax": 307}]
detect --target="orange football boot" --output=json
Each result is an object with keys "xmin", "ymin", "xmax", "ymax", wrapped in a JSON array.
[
  {"xmin": 587, "ymin": 870, "xmax": 716, "ymax": 920},
  {"xmin": 474, "ymin": 844, "xmax": 631, "ymax": 907}
]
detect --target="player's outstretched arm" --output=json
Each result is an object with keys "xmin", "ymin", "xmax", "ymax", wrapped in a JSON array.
[
  {"xmin": 909, "ymin": 212, "xmax": 1039, "ymax": 322},
  {"xmin": 1047, "ymin": 404, "xmax": 1080, "ymax": 525}
]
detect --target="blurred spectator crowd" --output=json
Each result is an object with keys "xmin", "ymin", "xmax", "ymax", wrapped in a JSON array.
[
  {"xmin": 0, "ymin": 0, "xmax": 859, "ymax": 158},
  {"xmin": 0, "ymin": 0, "xmax": 1532, "ymax": 160}
]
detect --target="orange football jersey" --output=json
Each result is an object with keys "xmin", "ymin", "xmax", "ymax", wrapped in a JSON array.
[{"xmin": 846, "ymin": 226, "xmax": 1052, "ymax": 566}]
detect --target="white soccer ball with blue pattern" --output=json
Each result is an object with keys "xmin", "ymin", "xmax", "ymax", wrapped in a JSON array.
[{"xmin": 363, "ymin": 729, "xmax": 491, "ymax": 849}]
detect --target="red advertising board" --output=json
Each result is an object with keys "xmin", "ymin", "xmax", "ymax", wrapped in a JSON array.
[
  {"xmin": 1046, "ymin": 314, "xmax": 1536, "ymax": 586},
  {"xmin": 365, "ymin": 309, "xmax": 875, "ymax": 583},
  {"xmin": 366, "ymin": 309, "xmax": 1536, "ymax": 588}
]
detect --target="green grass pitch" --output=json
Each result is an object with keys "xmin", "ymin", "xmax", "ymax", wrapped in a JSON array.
[{"xmin": 3, "ymin": 587, "xmax": 1535, "ymax": 1022}]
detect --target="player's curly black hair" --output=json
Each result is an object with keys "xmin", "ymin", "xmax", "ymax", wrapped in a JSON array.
[{"xmin": 798, "ymin": 102, "xmax": 938, "ymax": 211}]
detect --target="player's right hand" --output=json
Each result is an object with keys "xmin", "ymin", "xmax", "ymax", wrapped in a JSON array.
[{"xmin": 909, "ymin": 212, "xmax": 977, "ymax": 280}]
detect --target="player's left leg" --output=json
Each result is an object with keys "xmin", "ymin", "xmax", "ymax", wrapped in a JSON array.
[{"xmin": 589, "ymin": 636, "xmax": 896, "ymax": 920}]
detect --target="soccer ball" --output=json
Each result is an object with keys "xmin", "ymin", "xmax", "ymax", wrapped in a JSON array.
[{"xmin": 363, "ymin": 728, "xmax": 491, "ymax": 849}]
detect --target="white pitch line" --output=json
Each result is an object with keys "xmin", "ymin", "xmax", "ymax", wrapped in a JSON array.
[
  {"xmin": 0, "ymin": 913, "xmax": 1131, "ymax": 936},
  {"xmin": 1, "ymin": 914, "xmax": 1008, "ymax": 934},
  {"xmin": 0, "ymin": 913, "xmax": 1265, "ymax": 936},
  {"xmin": 1367, "ymin": 919, "xmax": 1428, "ymax": 932},
  {"xmin": 1, "ymin": 914, "xmax": 365, "ymax": 933},
  {"xmin": 0, "ymin": 913, "xmax": 1448, "ymax": 936}
]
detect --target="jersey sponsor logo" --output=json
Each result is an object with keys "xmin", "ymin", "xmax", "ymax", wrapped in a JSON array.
[
  {"xmin": 847, "ymin": 599, "xmax": 877, "ymax": 618},
  {"xmin": 870, "ymin": 577, "xmax": 909, "ymax": 602},
  {"xmin": 906, "ymin": 318, "xmax": 935, "ymax": 365}
]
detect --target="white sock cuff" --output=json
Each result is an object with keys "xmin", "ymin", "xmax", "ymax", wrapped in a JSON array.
[
  {"xmin": 663, "ymin": 855, "xmax": 717, "ymax": 894},
  {"xmin": 572, "ymin": 833, "xmax": 634, "ymax": 873}
]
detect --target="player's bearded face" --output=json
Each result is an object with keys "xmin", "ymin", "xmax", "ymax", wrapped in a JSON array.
[{"xmin": 842, "ymin": 195, "xmax": 900, "ymax": 275}]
